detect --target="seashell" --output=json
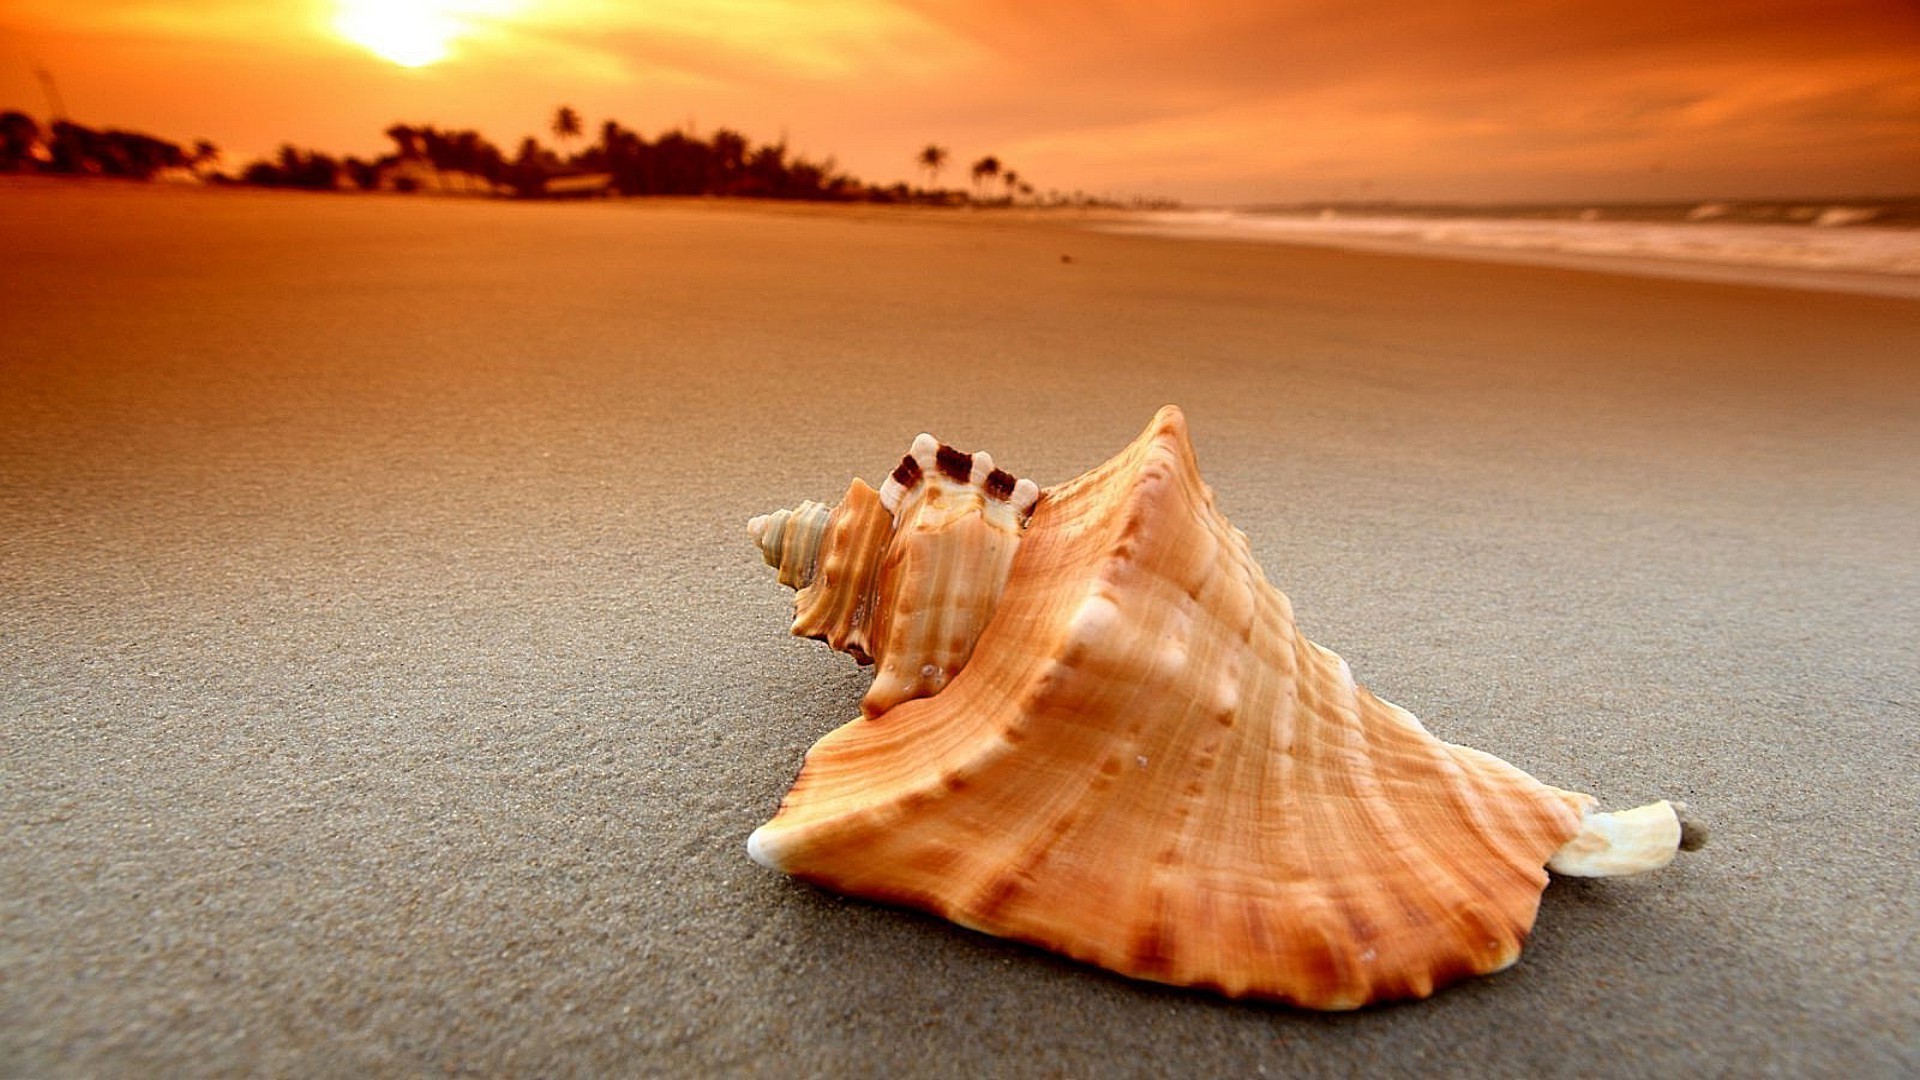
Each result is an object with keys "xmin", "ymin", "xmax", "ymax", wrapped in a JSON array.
[{"xmin": 745, "ymin": 406, "xmax": 1696, "ymax": 1009}]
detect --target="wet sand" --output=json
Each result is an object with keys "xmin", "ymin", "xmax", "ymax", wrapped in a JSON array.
[{"xmin": 3, "ymin": 180, "xmax": 1917, "ymax": 1075}]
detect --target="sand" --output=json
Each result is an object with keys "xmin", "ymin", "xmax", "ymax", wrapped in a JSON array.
[{"xmin": 3, "ymin": 180, "xmax": 1917, "ymax": 1076}]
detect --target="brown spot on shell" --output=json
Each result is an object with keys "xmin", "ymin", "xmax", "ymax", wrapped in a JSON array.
[
  {"xmin": 935, "ymin": 444, "xmax": 973, "ymax": 482},
  {"xmin": 891, "ymin": 454, "xmax": 922, "ymax": 489}
]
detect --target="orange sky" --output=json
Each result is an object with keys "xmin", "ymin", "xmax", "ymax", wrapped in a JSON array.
[{"xmin": 1, "ymin": 0, "xmax": 1916, "ymax": 203}]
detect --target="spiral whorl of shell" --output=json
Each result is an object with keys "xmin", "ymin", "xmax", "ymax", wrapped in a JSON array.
[
  {"xmin": 747, "ymin": 407, "xmax": 1694, "ymax": 1009},
  {"xmin": 748, "ymin": 501, "xmax": 831, "ymax": 589},
  {"xmin": 751, "ymin": 433, "xmax": 1041, "ymax": 717}
]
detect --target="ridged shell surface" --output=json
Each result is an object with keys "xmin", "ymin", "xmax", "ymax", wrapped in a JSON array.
[
  {"xmin": 749, "ymin": 407, "xmax": 1606, "ymax": 1008},
  {"xmin": 754, "ymin": 434, "xmax": 1040, "ymax": 717}
]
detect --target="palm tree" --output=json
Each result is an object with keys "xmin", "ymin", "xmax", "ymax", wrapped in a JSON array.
[
  {"xmin": 711, "ymin": 128, "xmax": 749, "ymax": 193},
  {"xmin": 510, "ymin": 136, "xmax": 545, "ymax": 197},
  {"xmin": 551, "ymin": 105, "xmax": 582, "ymax": 159},
  {"xmin": 384, "ymin": 123, "xmax": 420, "ymax": 159},
  {"xmin": 451, "ymin": 129, "xmax": 483, "ymax": 188},
  {"xmin": 970, "ymin": 155, "xmax": 1000, "ymax": 199},
  {"xmin": 1002, "ymin": 169, "xmax": 1020, "ymax": 203},
  {"xmin": 189, "ymin": 138, "xmax": 220, "ymax": 179},
  {"xmin": 917, "ymin": 143, "xmax": 948, "ymax": 187},
  {"xmin": 0, "ymin": 110, "xmax": 41, "ymax": 171},
  {"xmin": 419, "ymin": 126, "xmax": 451, "ymax": 191}
]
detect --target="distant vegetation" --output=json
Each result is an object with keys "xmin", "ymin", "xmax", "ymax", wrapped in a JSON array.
[
  {"xmin": 1, "ymin": 111, "xmax": 217, "ymax": 180},
  {"xmin": 0, "ymin": 105, "xmax": 1168, "ymax": 208}
]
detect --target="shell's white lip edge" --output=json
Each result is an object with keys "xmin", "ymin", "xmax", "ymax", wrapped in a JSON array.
[{"xmin": 746, "ymin": 825, "xmax": 784, "ymax": 871}]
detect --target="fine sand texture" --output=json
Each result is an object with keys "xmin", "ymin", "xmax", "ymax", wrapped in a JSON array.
[{"xmin": 4, "ymin": 181, "xmax": 1917, "ymax": 1076}]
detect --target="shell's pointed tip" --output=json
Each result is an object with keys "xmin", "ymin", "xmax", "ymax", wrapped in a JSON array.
[
  {"xmin": 1548, "ymin": 800, "xmax": 1685, "ymax": 877},
  {"xmin": 746, "ymin": 513, "xmax": 771, "ymax": 543},
  {"xmin": 746, "ymin": 825, "xmax": 784, "ymax": 871}
]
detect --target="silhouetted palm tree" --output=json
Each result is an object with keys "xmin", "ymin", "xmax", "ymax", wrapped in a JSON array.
[
  {"xmin": 510, "ymin": 136, "xmax": 545, "ymax": 197},
  {"xmin": 343, "ymin": 156, "xmax": 379, "ymax": 190},
  {"xmin": 43, "ymin": 121, "xmax": 185, "ymax": 179},
  {"xmin": 451, "ymin": 129, "xmax": 484, "ymax": 187},
  {"xmin": 1, "ymin": 111, "xmax": 43, "ymax": 170},
  {"xmin": 189, "ymin": 139, "xmax": 219, "ymax": 179},
  {"xmin": 551, "ymin": 106, "xmax": 582, "ymax": 159},
  {"xmin": 917, "ymin": 143, "xmax": 948, "ymax": 187},
  {"xmin": 384, "ymin": 123, "xmax": 420, "ymax": 159},
  {"xmin": 418, "ymin": 127, "xmax": 452, "ymax": 191},
  {"xmin": 1002, "ymin": 169, "xmax": 1020, "ymax": 203},
  {"xmin": 747, "ymin": 141, "xmax": 788, "ymax": 196},
  {"xmin": 261, "ymin": 145, "xmax": 339, "ymax": 190},
  {"xmin": 711, "ymin": 128, "xmax": 749, "ymax": 192},
  {"xmin": 970, "ymin": 155, "xmax": 1000, "ymax": 199}
]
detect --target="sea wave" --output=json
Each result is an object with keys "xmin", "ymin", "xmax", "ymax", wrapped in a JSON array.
[{"xmin": 1102, "ymin": 210, "xmax": 1920, "ymax": 278}]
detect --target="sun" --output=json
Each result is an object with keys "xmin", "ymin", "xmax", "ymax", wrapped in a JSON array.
[{"xmin": 333, "ymin": 1, "xmax": 516, "ymax": 68}]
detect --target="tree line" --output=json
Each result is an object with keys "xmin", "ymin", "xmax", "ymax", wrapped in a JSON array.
[
  {"xmin": 368, "ymin": 112, "xmax": 867, "ymax": 200},
  {"xmin": 1, "ymin": 111, "xmax": 217, "ymax": 179},
  {"xmin": 2, "ymin": 106, "xmax": 1154, "ymax": 207}
]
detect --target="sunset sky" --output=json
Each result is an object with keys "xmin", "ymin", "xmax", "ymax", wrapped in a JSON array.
[{"xmin": 1, "ymin": 0, "xmax": 1916, "ymax": 204}]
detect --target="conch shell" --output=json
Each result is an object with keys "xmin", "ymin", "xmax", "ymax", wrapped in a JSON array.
[{"xmin": 746, "ymin": 407, "xmax": 1698, "ymax": 1009}]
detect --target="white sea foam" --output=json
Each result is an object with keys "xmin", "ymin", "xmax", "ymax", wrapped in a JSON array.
[{"xmin": 1095, "ymin": 210, "xmax": 1920, "ymax": 298}]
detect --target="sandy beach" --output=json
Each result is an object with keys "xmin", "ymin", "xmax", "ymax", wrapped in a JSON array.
[{"xmin": 3, "ymin": 181, "xmax": 1917, "ymax": 1075}]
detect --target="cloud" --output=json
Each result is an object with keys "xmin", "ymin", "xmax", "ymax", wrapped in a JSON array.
[
  {"xmin": 0, "ymin": 0, "xmax": 335, "ymax": 47},
  {"xmin": 3, "ymin": 0, "xmax": 1914, "ymax": 199},
  {"xmin": 879, "ymin": 0, "xmax": 1920, "ymax": 198},
  {"xmin": 432, "ymin": 0, "xmax": 987, "ymax": 85}
]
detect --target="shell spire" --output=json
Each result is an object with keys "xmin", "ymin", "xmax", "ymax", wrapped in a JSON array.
[
  {"xmin": 746, "ymin": 406, "xmax": 1699, "ymax": 1008},
  {"xmin": 749, "ymin": 432, "xmax": 1039, "ymax": 716},
  {"xmin": 747, "ymin": 500, "xmax": 831, "ymax": 590}
]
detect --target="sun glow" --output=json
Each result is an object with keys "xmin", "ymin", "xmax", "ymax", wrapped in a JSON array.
[{"xmin": 333, "ymin": 1, "xmax": 517, "ymax": 68}]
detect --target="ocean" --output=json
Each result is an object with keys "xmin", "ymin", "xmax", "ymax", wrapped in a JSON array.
[{"xmin": 1096, "ymin": 198, "xmax": 1920, "ymax": 298}]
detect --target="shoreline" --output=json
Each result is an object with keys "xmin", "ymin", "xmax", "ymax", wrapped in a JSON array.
[
  {"xmin": 1092, "ymin": 215, "xmax": 1920, "ymax": 300},
  {"xmin": 10, "ymin": 174, "xmax": 1913, "ymax": 300}
]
